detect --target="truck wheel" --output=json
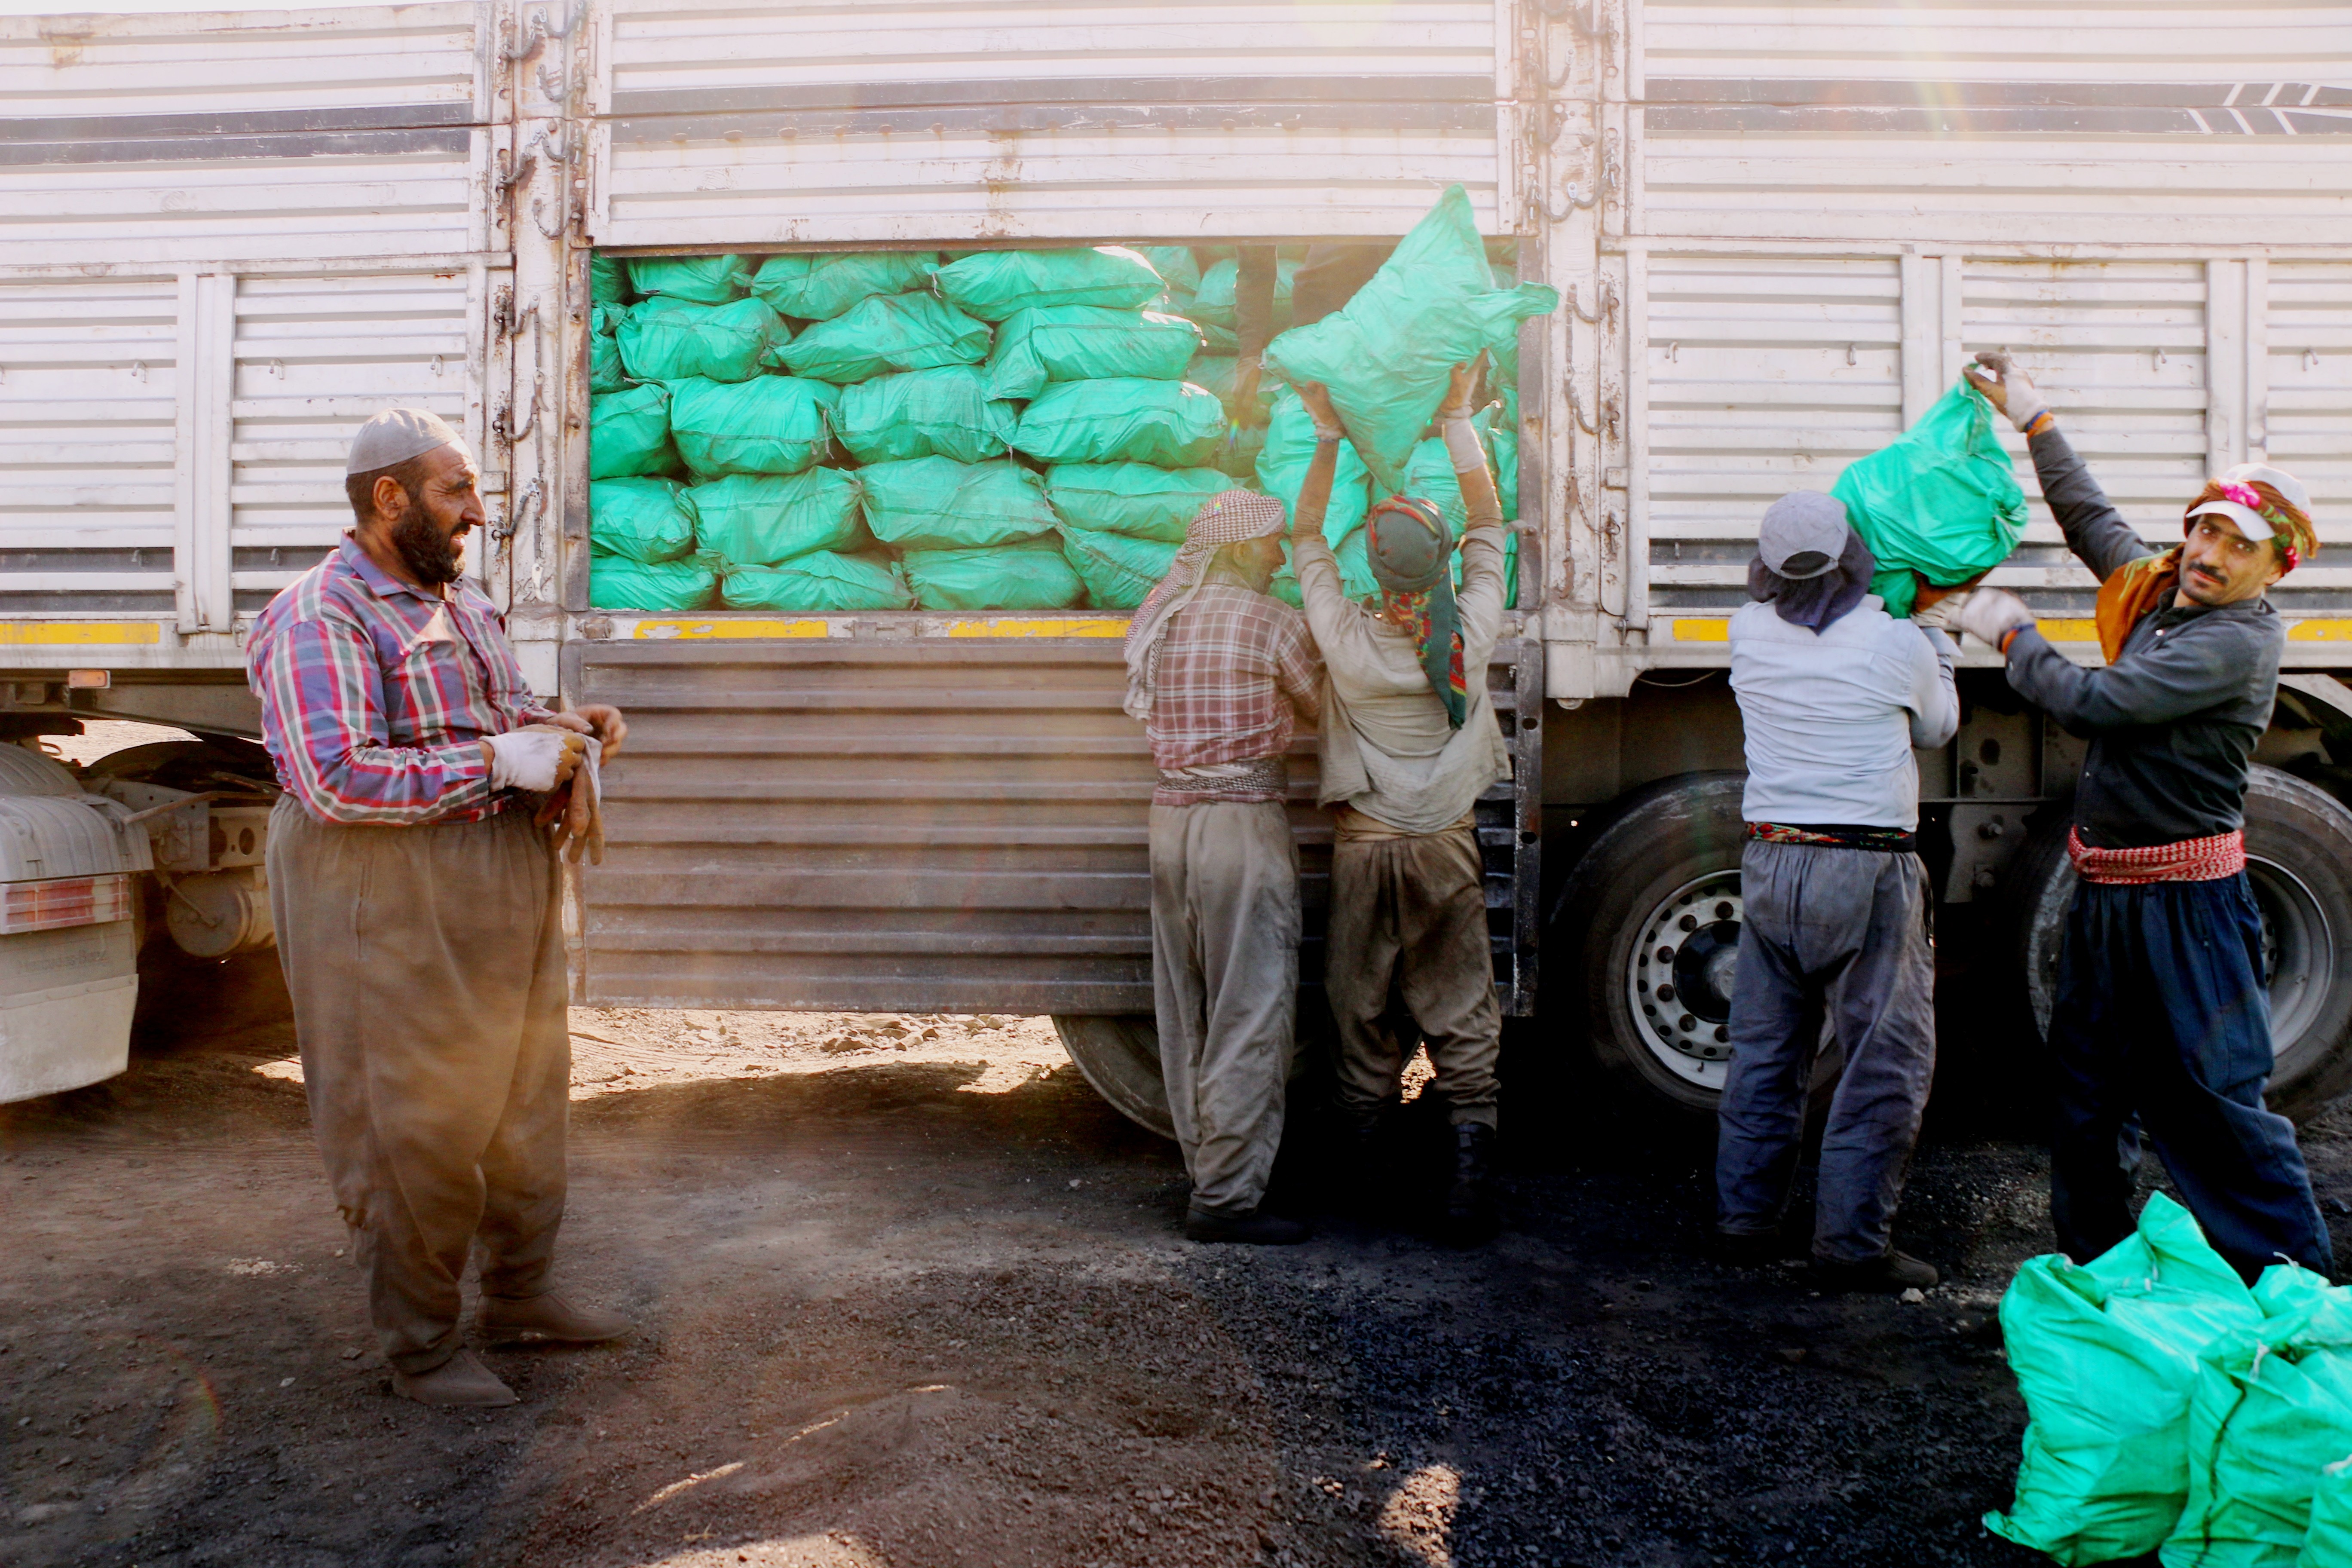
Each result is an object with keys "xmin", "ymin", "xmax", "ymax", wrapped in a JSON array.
[
  {"xmin": 1052, "ymin": 1016, "xmax": 1175, "ymax": 1139},
  {"xmin": 2008, "ymin": 765, "xmax": 2352, "ymax": 1124}
]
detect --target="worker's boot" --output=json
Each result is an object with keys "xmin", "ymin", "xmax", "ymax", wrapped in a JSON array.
[
  {"xmin": 481, "ymin": 1291, "xmax": 635, "ymax": 1345},
  {"xmin": 1436, "ymin": 1121, "xmax": 1500, "ymax": 1247},
  {"xmin": 1812, "ymin": 1250, "xmax": 1939, "ymax": 1293},
  {"xmin": 1713, "ymin": 1226, "xmax": 1786, "ymax": 1268},
  {"xmin": 393, "ymin": 1348, "xmax": 518, "ymax": 1408},
  {"xmin": 1184, "ymin": 1205, "xmax": 1311, "ymax": 1245}
]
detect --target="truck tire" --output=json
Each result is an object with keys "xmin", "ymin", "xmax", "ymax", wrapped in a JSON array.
[
  {"xmin": 1052, "ymin": 1015, "xmax": 1176, "ymax": 1139},
  {"xmin": 2007, "ymin": 764, "xmax": 2352, "ymax": 1124}
]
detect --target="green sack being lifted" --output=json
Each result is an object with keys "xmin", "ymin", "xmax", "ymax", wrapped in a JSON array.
[
  {"xmin": 626, "ymin": 255, "xmax": 753, "ymax": 304},
  {"xmin": 668, "ymin": 376, "xmax": 837, "ymax": 478},
  {"xmin": 590, "ymin": 383, "xmax": 679, "ymax": 480},
  {"xmin": 750, "ymin": 252, "xmax": 939, "ymax": 321},
  {"xmin": 1257, "ymin": 383, "xmax": 1373, "ymax": 545},
  {"xmin": 589, "ymin": 476, "xmax": 697, "ymax": 564},
  {"xmin": 778, "ymin": 292, "xmax": 992, "ymax": 384},
  {"xmin": 590, "ymin": 548, "xmax": 719, "ymax": 612},
  {"xmin": 1985, "ymin": 1194, "xmax": 2265, "ymax": 1566},
  {"xmin": 616, "ymin": 296, "xmax": 790, "ymax": 384},
  {"xmin": 935, "ymin": 247, "xmax": 1167, "ymax": 322},
  {"xmin": 720, "ymin": 550, "xmax": 911, "ymax": 613},
  {"xmin": 1012, "ymin": 378, "xmax": 1226, "ymax": 468},
  {"xmin": 901, "ymin": 536, "xmax": 1085, "ymax": 612},
  {"xmin": 1044, "ymin": 463, "xmax": 1231, "ymax": 543},
  {"xmin": 982, "ymin": 306, "xmax": 1202, "ymax": 401},
  {"xmin": 691, "ymin": 469, "xmax": 867, "ymax": 566},
  {"xmin": 833, "ymin": 365, "xmax": 1018, "ymax": 465},
  {"xmin": 1060, "ymin": 525, "xmax": 1179, "ymax": 609},
  {"xmin": 590, "ymin": 304, "xmax": 630, "ymax": 393},
  {"xmin": 1265, "ymin": 185, "xmax": 1558, "ymax": 496},
  {"xmin": 1830, "ymin": 379, "xmax": 2030, "ymax": 619},
  {"xmin": 859, "ymin": 456, "xmax": 1060, "ymax": 551}
]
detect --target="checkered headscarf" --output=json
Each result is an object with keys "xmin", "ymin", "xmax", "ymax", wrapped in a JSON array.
[{"xmin": 1121, "ymin": 489, "xmax": 1290, "ymax": 722}]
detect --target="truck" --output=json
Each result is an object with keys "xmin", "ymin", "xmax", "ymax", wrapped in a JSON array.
[{"xmin": 3, "ymin": 0, "xmax": 2349, "ymax": 1129}]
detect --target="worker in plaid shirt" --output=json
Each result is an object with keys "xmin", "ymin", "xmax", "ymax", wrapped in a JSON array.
[
  {"xmin": 248, "ymin": 408, "xmax": 631, "ymax": 1408},
  {"xmin": 1123, "ymin": 488, "xmax": 1322, "ymax": 1244}
]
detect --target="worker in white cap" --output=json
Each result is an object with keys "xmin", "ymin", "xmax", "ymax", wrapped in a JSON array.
[{"xmin": 246, "ymin": 408, "xmax": 630, "ymax": 1406}]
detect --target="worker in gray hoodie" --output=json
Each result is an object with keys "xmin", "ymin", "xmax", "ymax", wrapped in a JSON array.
[{"xmin": 1715, "ymin": 491, "xmax": 1960, "ymax": 1291}]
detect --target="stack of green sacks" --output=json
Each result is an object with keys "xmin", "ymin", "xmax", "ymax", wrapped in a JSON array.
[
  {"xmin": 588, "ymin": 476, "xmax": 716, "ymax": 611},
  {"xmin": 859, "ymin": 456, "xmax": 1076, "ymax": 610}
]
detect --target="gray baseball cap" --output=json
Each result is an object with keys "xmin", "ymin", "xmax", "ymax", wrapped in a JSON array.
[
  {"xmin": 346, "ymin": 407, "xmax": 469, "ymax": 475},
  {"xmin": 1758, "ymin": 491, "xmax": 1850, "ymax": 580}
]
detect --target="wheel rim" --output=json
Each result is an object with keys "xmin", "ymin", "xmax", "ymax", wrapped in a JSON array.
[
  {"xmin": 1626, "ymin": 870, "xmax": 1744, "ymax": 1090},
  {"xmin": 2248, "ymin": 854, "xmax": 2336, "ymax": 1075}
]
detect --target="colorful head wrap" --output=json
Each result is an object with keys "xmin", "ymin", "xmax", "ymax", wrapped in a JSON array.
[
  {"xmin": 2184, "ymin": 468, "xmax": 2317, "ymax": 575},
  {"xmin": 1121, "ymin": 489, "xmax": 1290, "ymax": 722},
  {"xmin": 1367, "ymin": 495, "xmax": 1468, "ymax": 729}
]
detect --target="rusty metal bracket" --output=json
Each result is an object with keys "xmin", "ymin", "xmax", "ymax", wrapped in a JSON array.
[
  {"xmin": 1566, "ymin": 278, "xmax": 1618, "ymax": 327},
  {"xmin": 495, "ymin": 382, "xmax": 542, "ymax": 445},
  {"xmin": 495, "ymin": 147, "xmax": 537, "ymax": 197},
  {"xmin": 493, "ymin": 288, "xmax": 537, "ymax": 339},
  {"xmin": 502, "ymin": 0, "xmax": 581, "ymax": 63},
  {"xmin": 1566, "ymin": 380, "xmax": 1599, "ymax": 436},
  {"xmin": 494, "ymin": 476, "xmax": 543, "ymax": 544}
]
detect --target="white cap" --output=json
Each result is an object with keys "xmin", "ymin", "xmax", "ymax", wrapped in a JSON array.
[
  {"xmin": 346, "ymin": 407, "xmax": 469, "ymax": 475},
  {"xmin": 2221, "ymin": 462, "xmax": 2310, "ymax": 514}
]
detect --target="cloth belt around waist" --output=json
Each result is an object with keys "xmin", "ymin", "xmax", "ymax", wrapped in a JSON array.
[
  {"xmin": 2067, "ymin": 825, "xmax": 2246, "ymax": 884},
  {"xmin": 1743, "ymin": 821, "xmax": 1919, "ymax": 853},
  {"xmin": 1155, "ymin": 756, "xmax": 1288, "ymax": 796},
  {"xmin": 1332, "ymin": 805, "xmax": 1478, "ymax": 844}
]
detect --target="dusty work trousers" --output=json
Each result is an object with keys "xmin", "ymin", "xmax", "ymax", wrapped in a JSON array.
[
  {"xmin": 1149, "ymin": 801, "xmax": 1300, "ymax": 1216},
  {"xmin": 1326, "ymin": 823, "xmax": 1502, "ymax": 1127},
  {"xmin": 268, "ymin": 797, "xmax": 570, "ymax": 1375},
  {"xmin": 1715, "ymin": 840, "xmax": 1936, "ymax": 1265}
]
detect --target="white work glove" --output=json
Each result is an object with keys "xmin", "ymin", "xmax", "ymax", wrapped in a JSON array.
[
  {"xmin": 1963, "ymin": 350, "xmax": 2049, "ymax": 433},
  {"xmin": 1911, "ymin": 592, "xmax": 1965, "ymax": 633},
  {"xmin": 1953, "ymin": 588, "xmax": 2036, "ymax": 651},
  {"xmin": 484, "ymin": 727, "xmax": 586, "ymax": 793}
]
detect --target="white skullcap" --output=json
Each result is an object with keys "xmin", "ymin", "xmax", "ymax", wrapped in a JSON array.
[{"xmin": 346, "ymin": 407, "xmax": 469, "ymax": 475}]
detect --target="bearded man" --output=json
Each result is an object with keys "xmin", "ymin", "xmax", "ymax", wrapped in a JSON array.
[{"xmin": 248, "ymin": 408, "xmax": 631, "ymax": 1406}]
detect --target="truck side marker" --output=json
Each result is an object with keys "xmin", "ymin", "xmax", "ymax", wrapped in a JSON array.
[
  {"xmin": 631, "ymin": 619, "xmax": 830, "ymax": 640},
  {"xmin": 1671, "ymin": 619, "xmax": 1729, "ymax": 641},
  {"xmin": 0, "ymin": 622, "xmax": 162, "ymax": 646},
  {"xmin": 2288, "ymin": 621, "xmax": 2352, "ymax": 643}
]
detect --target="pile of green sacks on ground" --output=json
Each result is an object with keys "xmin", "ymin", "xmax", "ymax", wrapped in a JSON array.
[{"xmin": 1985, "ymin": 1191, "xmax": 2352, "ymax": 1567}]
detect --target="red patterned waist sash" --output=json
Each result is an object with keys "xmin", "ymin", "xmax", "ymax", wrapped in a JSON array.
[{"xmin": 2067, "ymin": 826, "xmax": 2245, "ymax": 885}]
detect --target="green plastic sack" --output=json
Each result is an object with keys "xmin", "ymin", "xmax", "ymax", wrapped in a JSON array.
[
  {"xmin": 833, "ymin": 365, "xmax": 1017, "ymax": 465},
  {"xmin": 750, "ymin": 252, "xmax": 939, "ymax": 321},
  {"xmin": 690, "ymin": 469, "xmax": 867, "ymax": 566},
  {"xmin": 981, "ymin": 306, "xmax": 1201, "ymax": 400},
  {"xmin": 1830, "ymin": 379, "xmax": 2030, "ymax": 618},
  {"xmin": 1985, "ymin": 1194, "xmax": 2265, "ymax": 1566},
  {"xmin": 589, "ymin": 476, "xmax": 696, "ymax": 564},
  {"xmin": 590, "ymin": 548, "xmax": 719, "ymax": 612},
  {"xmin": 1182, "ymin": 353, "xmax": 1276, "ymax": 410},
  {"xmin": 778, "ymin": 292, "xmax": 991, "ymax": 384},
  {"xmin": 1059, "ymin": 525, "xmax": 1180, "ymax": 609},
  {"xmin": 626, "ymin": 255, "xmax": 752, "ymax": 304},
  {"xmin": 2297, "ymin": 1458, "xmax": 2352, "ymax": 1566},
  {"xmin": 1012, "ymin": 378, "xmax": 1226, "ymax": 468},
  {"xmin": 1136, "ymin": 246, "xmax": 1201, "ymax": 306},
  {"xmin": 590, "ymin": 383, "xmax": 679, "ymax": 480},
  {"xmin": 591, "ymin": 254, "xmax": 632, "ymax": 305},
  {"xmin": 1044, "ymin": 463, "xmax": 1231, "ymax": 543},
  {"xmin": 1257, "ymin": 384, "xmax": 1373, "ymax": 545},
  {"xmin": 1190, "ymin": 318, "xmax": 1240, "ymax": 355},
  {"xmin": 1190, "ymin": 255, "xmax": 1300, "ymax": 331},
  {"xmin": 935, "ymin": 247, "xmax": 1166, "ymax": 322},
  {"xmin": 616, "ymin": 296, "xmax": 789, "ymax": 385},
  {"xmin": 719, "ymin": 550, "xmax": 910, "ymax": 613},
  {"xmin": 900, "ymin": 536, "xmax": 1084, "ymax": 611},
  {"xmin": 1265, "ymin": 185, "xmax": 1559, "ymax": 496},
  {"xmin": 859, "ymin": 456, "xmax": 1059, "ymax": 550},
  {"xmin": 667, "ymin": 376, "xmax": 837, "ymax": 478},
  {"xmin": 590, "ymin": 304, "xmax": 631, "ymax": 393}
]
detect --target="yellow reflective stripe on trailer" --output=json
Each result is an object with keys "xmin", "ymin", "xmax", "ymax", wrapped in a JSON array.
[
  {"xmin": 946, "ymin": 618, "xmax": 1130, "ymax": 639},
  {"xmin": 0, "ymin": 622, "xmax": 162, "ymax": 646},
  {"xmin": 632, "ymin": 619, "xmax": 830, "ymax": 640},
  {"xmin": 1672, "ymin": 616, "xmax": 2106, "ymax": 643},
  {"xmin": 1671, "ymin": 619, "xmax": 1729, "ymax": 642},
  {"xmin": 2289, "ymin": 621, "xmax": 2352, "ymax": 642}
]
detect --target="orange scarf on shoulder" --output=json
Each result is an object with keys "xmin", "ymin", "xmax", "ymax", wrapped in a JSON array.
[{"xmin": 2095, "ymin": 547, "xmax": 2181, "ymax": 663}]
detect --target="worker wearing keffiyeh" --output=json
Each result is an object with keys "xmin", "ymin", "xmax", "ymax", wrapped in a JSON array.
[{"xmin": 1286, "ymin": 365, "xmax": 1513, "ymax": 1245}]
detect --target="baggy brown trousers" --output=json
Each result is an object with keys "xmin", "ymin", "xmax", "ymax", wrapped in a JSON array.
[{"xmin": 267, "ymin": 797, "xmax": 570, "ymax": 1375}]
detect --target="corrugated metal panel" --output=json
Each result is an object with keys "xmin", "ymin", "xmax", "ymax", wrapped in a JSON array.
[
  {"xmin": 2271, "ymin": 261, "xmax": 2352, "ymax": 612},
  {"xmin": 1633, "ymin": 1, "xmax": 2352, "ymax": 245},
  {"xmin": 592, "ymin": 0, "xmax": 1507, "ymax": 246},
  {"xmin": 571, "ymin": 637, "xmax": 1540, "ymax": 1017},
  {"xmin": 0, "ymin": 277, "xmax": 181, "ymax": 616},
  {"xmin": 0, "ymin": 3, "xmax": 487, "ymax": 267}
]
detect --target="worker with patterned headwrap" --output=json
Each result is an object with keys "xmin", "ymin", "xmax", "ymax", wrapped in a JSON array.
[
  {"xmin": 1123, "ymin": 487, "xmax": 1323, "ymax": 1244},
  {"xmin": 1286, "ymin": 366, "xmax": 1513, "ymax": 1244}
]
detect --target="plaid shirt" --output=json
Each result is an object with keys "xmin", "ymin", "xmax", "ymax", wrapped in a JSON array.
[
  {"xmin": 248, "ymin": 537, "xmax": 556, "ymax": 825},
  {"xmin": 1145, "ymin": 580, "xmax": 1321, "ymax": 803}
]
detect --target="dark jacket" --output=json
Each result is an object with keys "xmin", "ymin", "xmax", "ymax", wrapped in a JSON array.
[{"xmin": 2002, "ymin": 426, "xmax": 2280, "ymax": 849}]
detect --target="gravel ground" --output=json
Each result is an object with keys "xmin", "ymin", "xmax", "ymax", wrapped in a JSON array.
[{"xmin": 12, "ymin": 995, "xmax": 2351, "ymax": 1568}]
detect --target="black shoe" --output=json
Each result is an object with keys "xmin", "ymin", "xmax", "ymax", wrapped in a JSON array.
[
  {"xmin": 1436, "ymin": 1122, "xmax": 1500, "ymax": 1247},
  {"xmin": 1714, "ymin": 1228, "xmax": 1785, "ymax": 1268},
  {"xmin": 1813, "ymin": 1250, "xmax": 1939, "ymax": 1292},
  {"xmin": 1184, "ymin": 1206, "xmax": 1311, "ymax": 1245}
]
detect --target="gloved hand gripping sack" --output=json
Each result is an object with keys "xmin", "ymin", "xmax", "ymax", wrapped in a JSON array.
[
  {"xmin": 590, "ymin": 304, "xmax": 631, "ymax": 394},
  {"xmin": 625, "ymin": 254, "xmax": 753, "ymax": 304},
  {"xmin": 1829, "ymin": 377, "xmax": 2029, "ymax": 617},
  {"xmin": 750, "ymin": 252, "xmax": 940, "ymax": 321},
  {"xmin": 589, "ymin": 548, "xmax": 720, "ymax": 612},
  {"xmin": 833, "ymin": 365, "xmax": 1018, "ymax": 465},
  {"xmin": 616, "ymin": 296, "xmax": 791, "ymax": 384},
  {"xmin": 858, "ymin": 456, "xmax": 1060, "ymax": 551},
  {"xmin": 778, "ymin": 292, "xmax": 992, "ymax": 384},
  {"xmin": 934, "ymin": 246, "xmax": 1167, "ymax": 321},
  {"xmin": 667, "ymin": 376, "xmax": 837, "ymax": 478},
  {"xmin": 1984, "ymin": 1194, "xmax": 2266, "ymax": 1565},
  {"xmin": 690, "ymin": 469, "xmax": 867, "ymax": 566},
  {"xmin": 588, "ymin": 476, "xmax": 697, "ymax": 564},
  {"xmin": 1043, "ymin": 463, "xmax": 1232, "ymax": 543},
  {"xmin": 900, "ymin": 536, "xmax": 1084, "ymax": 611},
  {"xmin": 981, "ymin": 306, "xmax": 1203, "ymax": 401},
  {"xmin": 1263, "ymin": 185, "xmax": 1558, "ymax": 496},
  {"xmin": 590, "ymin": 382, "xmax": 680, "ymax": 480},
  {"xmin": 1059, "ymin": 526, "xmax": 1180, "ymax": 609},
  {"xmin": 1011, "ymin": 378, "xmax": 1226, "ymax": 468},
  {"xmin": 719, "ymin": 550, "xmax": 912, "ymax": 613}
]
